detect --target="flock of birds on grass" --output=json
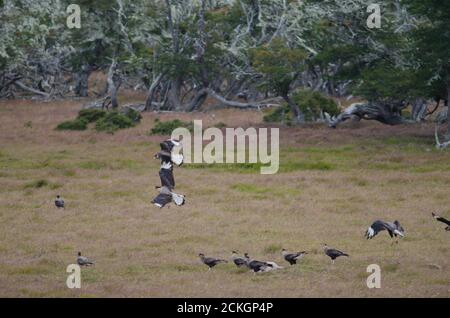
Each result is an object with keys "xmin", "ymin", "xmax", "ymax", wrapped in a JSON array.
[{"xmin": 53, "ymin": 139, "xmax": 449, "ymax": 272}]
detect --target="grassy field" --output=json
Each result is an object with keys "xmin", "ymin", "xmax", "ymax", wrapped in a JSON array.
[{"xmin": 0, "ymin": 99, "xmax": 449, "ymax": 297}]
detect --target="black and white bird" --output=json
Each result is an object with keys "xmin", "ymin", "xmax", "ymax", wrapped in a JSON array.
[
  {"xmin": 77, "ymin": 252, "xmax": 94, "ymax": 267},
  {"xmin": 155, "ymin": 139, "xmax": 183, "ymax": 166},
  {"xmin": 152, "ymin": 185, "xmax": 185, "ymax": 208},
  {"xmin": 432, "ymin": 212, "xmax": 450, "ymax": 231},
  {"xmin": 243, "ymin": 253, "xmax": 274, "ymax": 273},
  {"xmin": 281, "ymin": 249, "xmax": 307, "ymax": 266},
  {"xmin": 198, "ymin": 253, "xmax": 227, "ymax": 270},
  {"xmin": 54, "ymin": 195, "xmax": 64, "ymax": 209},
  {"xmin": 365, "ymin": 220, "xmax": 405, "ymax": 240},
  {"xmin": 262, "ymin": 261, "xmax": 284, "ymax": 271},
  {"xmin": 152, "ymin": 140, "xmax": 185, "ymax": 208},
  {"xmin": 231, "ymin": 251, "xmax": 247, "ymax": 268},
  {"xmin": 323, "ymin": 244, "xmax": 349, "ymax": 264}
]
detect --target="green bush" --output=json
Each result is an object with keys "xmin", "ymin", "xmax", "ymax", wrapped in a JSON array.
[
  {"xmin": 263, "ymin": 90, "xmax": 339, "ymax": 123},
  {"xmin": 263, "ymin": 105, "xmax": 291, "ymax": 124},
  {"xmin": 78, "ymin": 109, "xmax": 107, "ymax": 123},
  {"xmin": 150, "ymin": 119, "xmax": 193, "ymax": 135},
  {"xmin": 56, "ymin": 119, "xmax": 88, "ymax": 131},
  {"xmin": 95, "ymin": 112, "xmax": 135, "ymax": 133},
  {"xmin": 292, "ymin": 89, "xmax": 339, "ymax": 121},
  {"xmin": 122, "ymin": 108, "xmax": 142, "ymax": 123}
]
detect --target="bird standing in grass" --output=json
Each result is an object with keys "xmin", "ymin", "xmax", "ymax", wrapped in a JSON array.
[
  {"xmin": 281, "ymin": 249, "xmax": 307, "ymax": 266},
  {"xmin": 365, "ymin": 220, "xmax": 405, "ymax": 242},
  {"xmin": 231, "ymin": 251, "xmax": 247, "ymax": 268},
  {"xmin": 152, "ymin": 139, "xmax": 185, "ymax": 208},
  {"xmin": 243, "ymin": 253, "xmax": 274, "ymax": 273},
  {"xmin": 54, "ymin": 195, "xmax": 64, "ymax": 209},
  {"xmin": 323, "ymin": 244, "xmax": 349, "ymax": 264},
  {"xmin": 432, "ymin": 212, "xmax": 450, "ymax": 231},
  {"xmin": 199, "ymin": 253, "xmax": 227, "ymax": 270},
  {"xmin": 77, "ymin": 252, "xmax": 94, "ymax": 267}
]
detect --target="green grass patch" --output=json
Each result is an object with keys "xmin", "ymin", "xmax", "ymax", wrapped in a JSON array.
[
  {"xmin": 79, "ymin": 161, "xmax": 108, "ymax": 170},
  {"xmin": 263, "ymin": 244, "xmax": 283, "ymax": 254},
  {"xmin": 281, "ymin": 161, "xmax": 335, "ymax": 172},
  {"xmin": 23, "ymin": 179, "xmax": 49, "ymax": 189},
  {"xmin": 231, "ymin": 183, "xmax": 271, "ymax": 194},
  {"xmin": 8, "ymin": 266, "xmax": 52, "ymax": 276}
]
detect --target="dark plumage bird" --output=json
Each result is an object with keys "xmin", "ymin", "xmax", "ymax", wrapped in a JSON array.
[
  {"xmin": 152, "ymin": 185, "xmax": 185, "ymax": 208},
  {"xmin": 152, "ymin": 140, "xmax": 185, "ymax": 208},
  {"xmin": 323, "ymin": 244, "xmax": 349, "ymax": 264},
  {"xmin": 199, "ymin": 253, "xmax": 227, "ymax": 270},
  {"xmin": 55, "ymin": 195, "xmax": 64, "ymax": 209},
  {"xmin": 77, "ymin": 252, "xmax": 94, "ymax": 266},
  {"xmin": 365, "ymin": 220, "xmax": 405, "ymax": 240},
  {"xmin": 244, "ymin": 253, "xmax": 273, "ymax": 273},
  {"xmin": 281, "ymin": 249, "xmax": 307, "ymax": 265},
  {"xmin": 231, "ymin": 251, "xmax": 247, "ymax": 268},
  {"xmin": 432, "ymin": 212, "xmax": 450, "ymax": 231},
  {"xmin": 155, "ymin": 139, "xmax": 183, "ymax": 166}
]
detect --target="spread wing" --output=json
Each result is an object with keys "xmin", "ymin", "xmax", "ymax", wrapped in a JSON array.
[
  {"xmin": 152, "ymin": 193, "xmax": 172, "ymax": 208},
  {"xmin": 159, "ymin": 167, "xmax": 175, "ymax": 189}
]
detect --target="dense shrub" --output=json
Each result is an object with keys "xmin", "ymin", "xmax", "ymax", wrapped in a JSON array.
[
  {"xmin": 122, "ymin": 108, "xmax": 142, "ymax": 123},
  {"xmin": 150, "ymin": 119, "xmax": 193, "ymax": 135},
  {"xmin": 78, "ymin": 109, "xmax": 107, "ymax": 123},
  {"xmin": 263, "ymin": 89, "xmax": 339, "ymax": 123},
  {"xmin": 263, "ymin": 105, "xmax": 291, "ymax": 124},
  {"xmin": 95, "ymin": 111, "xmax": 135, "ymax": 133},
  {"xmin": 57, "ymin": 108, "xmax": 142, "ymax": 133},
  {"xmin": 292, "ymin": 89, "xmax": 339, "ymax": 121},
  {"xmin": 56, "ymin": 119, "xmax": 88, "ymax": 131}
]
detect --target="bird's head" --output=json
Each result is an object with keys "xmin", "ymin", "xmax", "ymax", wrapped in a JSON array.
[
  {"xmin": 56, "ymin": 195, "xmax": 60, "ymax": 198},
  {"xmin": 394, "ymin": 220, "xmax": 405, "ymax": 233},
  {"xmin": 232, "ymin": 250, "xmax": 239, "ymax": 254},
  {"xmin": 77, "ymin": 252, "xmax": 81, "ymax": 256},
  {"xmin": 198, "ymin": 253, "xmax": 205, "ymax": 258},
  {"xmin": 244, "ymin": 253, "xmax": 250, "ymax": 258},
  {"xmin": 322, "ymin": 243, "xmax": 328, "ymax": 250}
]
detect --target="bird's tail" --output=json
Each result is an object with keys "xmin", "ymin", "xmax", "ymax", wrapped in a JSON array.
[
  {"xmin": 219, "ymin": 259, "xmax": 228, "ymax": 263},
  {"xmin": 342, "ymin": 253, "xmax": 349, "ymax": 257}
]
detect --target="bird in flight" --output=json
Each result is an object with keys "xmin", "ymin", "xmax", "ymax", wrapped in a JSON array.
[
  {"xmin": 198, "ymin": 253, "xmax": 228, "ymax": 270},
  {"xmin": 323, "ymin": 244, "xmax": 349, "ymax": 264},
  {"xmin": 432, "ymin": 212, "xmax": 450, "ymax": 231},
  {"xmin": 365, "ymin": 220, "xmax": 405, "ymax": 241},
  {"xmin": 152, "ymin": 139, "xmax": 185, "ymax": 208},
  {"xmin": 77, "ymin": 252, "xmax": 94, "ymax": 267},
  {"xmin": 54, "ymin": 195, "xmax": 64, "ymax": 209},
  {"xmin": 281, "ymin": 249, "xmax": 307, "ymax": 266},
  {"xmin": 155, "ymin": 139, "xmax": 184, "ymax": 166}
]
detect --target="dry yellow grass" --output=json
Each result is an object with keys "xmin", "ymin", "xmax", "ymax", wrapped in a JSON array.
[{"xmin": 0, "ymin": 99, "xmax": 449, "ymax": 298}]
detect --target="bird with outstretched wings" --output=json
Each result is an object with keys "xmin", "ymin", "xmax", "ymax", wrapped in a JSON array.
[
  {"xmin": 365, "ymin": 220, "xmax": 405, "ymax": 240},
  {"xmin": 151, "ymin": 140, "xmax": 185, "ymax": 208}
]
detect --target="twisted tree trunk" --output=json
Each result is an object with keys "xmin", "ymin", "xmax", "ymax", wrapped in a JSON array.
[{"xmin": 325, "ymin": 102, "xmax": 408, "ymax": 128}]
